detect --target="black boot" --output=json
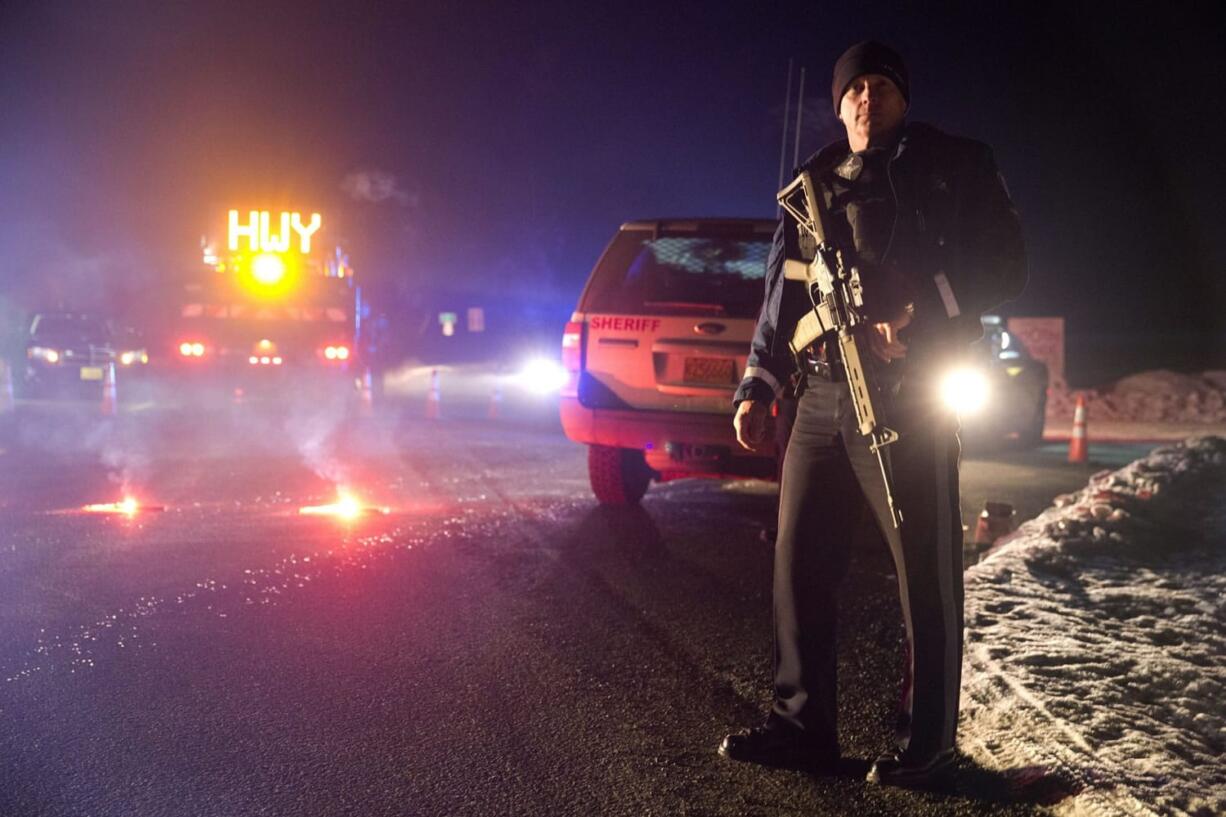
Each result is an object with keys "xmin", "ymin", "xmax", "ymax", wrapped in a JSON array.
[
  {"xmin": 866, "ymin": 747, "xmax": 957, "ymax": 788},
  {"xmin": 719, "ymin": 718, "xmax": 838, "ymax": 774}
]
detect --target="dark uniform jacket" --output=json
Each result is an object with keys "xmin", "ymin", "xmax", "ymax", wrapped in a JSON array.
[{"xmin": 734, "ymin": 121, "xmax": 1027, "ymax": 405}]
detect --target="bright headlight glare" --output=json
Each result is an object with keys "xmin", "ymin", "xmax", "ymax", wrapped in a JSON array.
[
  {"xmin": 939, "ymin": 367, "xmax": 990, "ymax": 414},
  {"xmin": 29, "ymin": 346, "xmax": 61, "ymax": 364},
  {"xmin": 518, "ymin": 357, "xmax": 569, "ymax": 394}
]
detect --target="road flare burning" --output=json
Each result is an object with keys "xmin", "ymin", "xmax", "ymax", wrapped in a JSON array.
[
  {"xmin": 298, "ymin": 489, "xmax": 389, "ymax": 519},
  {"xmin": 81, "ymin": 498, "xmax": 166, "ymax": 516}
]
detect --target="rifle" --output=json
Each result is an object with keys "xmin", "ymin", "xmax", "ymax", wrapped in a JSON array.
[{"xmin": 777, "ymin": 171, "xmax": 904, "ymax": 528}]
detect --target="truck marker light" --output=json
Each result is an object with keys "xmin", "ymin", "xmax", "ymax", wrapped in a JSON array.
[
  {"xmin": 249, "ymin": 356, "xmax": 259, "ymax": 365},
  {"xmin": 324, "ymin": 346, "xmax": 337, "ymax": 360},
  {"xmin": 272, "ymin": 356, "xmax": 283, "ymax": 365}
]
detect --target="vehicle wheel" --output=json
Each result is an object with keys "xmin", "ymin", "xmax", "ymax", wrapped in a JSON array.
[{"xmin": 587, "ymin": 445, "xmax": 652, "ymax": 505}]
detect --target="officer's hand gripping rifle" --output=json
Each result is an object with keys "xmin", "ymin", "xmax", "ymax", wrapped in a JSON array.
[{"xmin": 777, "ymin": 171, "xmax": 904, "ymax": 528}]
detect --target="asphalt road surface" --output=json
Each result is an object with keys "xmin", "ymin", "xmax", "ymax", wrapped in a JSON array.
[{"xmin": 0, "ymin": 392, "xmax": 1157, "ymax": 817}]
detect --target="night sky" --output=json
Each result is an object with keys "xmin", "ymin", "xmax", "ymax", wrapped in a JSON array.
[{"xmin": 2, "ymin": 1, "xmax": 1223, "ymax": 375}]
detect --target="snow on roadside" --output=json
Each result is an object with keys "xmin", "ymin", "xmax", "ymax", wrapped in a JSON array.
[
  {"xmin": 1048, "ymin": 370, "xmax": 1226, "ymax": 424},
  {"xmin": 960, "ymin": 435, "xmax": 1226, "ymax": 817}
]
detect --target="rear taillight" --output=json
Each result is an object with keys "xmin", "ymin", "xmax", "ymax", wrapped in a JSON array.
[
  {"xmin": 560, "ymin": 320, "xmax": 584, "ymax": 397},
  {"xmin": 561, "ymin": 321, "xmax": 583, "ymax": 369},
  {"xmin": 322, "ymin": 345, "xmax": 350, "ymax": 361}
]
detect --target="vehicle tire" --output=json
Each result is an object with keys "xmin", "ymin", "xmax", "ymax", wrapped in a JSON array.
[{"xmin": 588, "ymin": 445, "xmax": 652, "ymax": 505}]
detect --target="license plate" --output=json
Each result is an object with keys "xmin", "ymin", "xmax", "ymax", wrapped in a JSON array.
[
  {"xmin": 80, "ymin": 367, "xmax": 104, "ymax": 381},
  {"xmin": 683, "ymin": 357, "xmax": 734, "ymax": 385}
]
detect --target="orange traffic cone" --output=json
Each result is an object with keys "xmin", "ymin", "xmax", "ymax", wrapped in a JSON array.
[
  {"xmin": 100, "ymin": 362, "xmax": 117, "ymax": 416},
  {"xmin": 487, "ymin": 381, "xmax": 503, "ymax": 420},
  {"xmin": 1068, "ymin": 393, "xmax": 1088, "ymax": 463},
  {"xmin": 973, "ymin": 501, "xmax": 1016, "ymax": 548},
  {"xmin": 425, "ymin": 368, "xmax": 441, "ymax": 420}
]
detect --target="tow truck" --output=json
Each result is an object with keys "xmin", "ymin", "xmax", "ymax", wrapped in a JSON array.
[{"xmin": 169, "ymin": 208, "xmax": 371, "ymax": 394}]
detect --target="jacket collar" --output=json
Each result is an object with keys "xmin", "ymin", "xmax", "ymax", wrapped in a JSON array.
[{"xmin": 796, "ymin": 121, "xmax": 942, "ymax": 178}]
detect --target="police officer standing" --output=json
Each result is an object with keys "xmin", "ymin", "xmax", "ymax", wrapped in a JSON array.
[{"xmin": 720, "ymin": 42, "xmax": 1026, "ymax": 787}]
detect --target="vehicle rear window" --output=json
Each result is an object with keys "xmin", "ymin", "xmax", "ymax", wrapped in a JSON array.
[{"xmin": 582, "ymin": 229, "xmax": 771, "ymax": 318}]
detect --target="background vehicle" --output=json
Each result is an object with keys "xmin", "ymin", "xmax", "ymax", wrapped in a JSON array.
[
  {"xmin": 950, "ymin": 315, "xmax": 1049, "ymax": 449},
  {"xmin": 560, "ymin": 218, "xmax": 777, "ymax": 504},
  {"xmin": 166, "ymin": 210, "xmax": 369, "ymax": 394},
  {"xmin": 21, "ymin": 311, "xmax": 117, "ymax": 398},
  {"xmin": 112, "ymin": 326, "xmax": 150, "ymax": 369}
]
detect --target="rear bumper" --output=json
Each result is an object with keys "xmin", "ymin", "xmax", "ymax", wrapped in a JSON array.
[
  {"xmin": 22, "ymin": 362, "xmax": 108, "ymax": 396},
  {"xmin": 560, "ymin": 396, "xmax": 776, "ymax": 479}
]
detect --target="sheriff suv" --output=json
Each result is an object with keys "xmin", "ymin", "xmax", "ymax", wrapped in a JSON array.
[{"xmin": 560, "ymin": 218, "xmax": 777, "ymax": 504}]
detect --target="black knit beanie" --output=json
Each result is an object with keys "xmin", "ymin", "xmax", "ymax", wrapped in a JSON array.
[{"xmin": 831, "ymin": 41, "xmax": 909, "ymax": 113}]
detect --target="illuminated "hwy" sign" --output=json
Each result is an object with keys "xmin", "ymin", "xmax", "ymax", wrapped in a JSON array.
[{"xmin": 228, "ymin": 210, "xmax": 322, "ymax": 254}]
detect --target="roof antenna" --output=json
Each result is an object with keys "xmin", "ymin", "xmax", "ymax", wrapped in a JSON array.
[
  {"xmin": 776, "ymin": 58, "xmax": 794, "ymax": 217},
  {"xmin": 792, "ymin": 66, "xmax": 806, "ymax": 174}
]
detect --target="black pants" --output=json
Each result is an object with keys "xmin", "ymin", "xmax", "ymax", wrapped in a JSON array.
[{"xmin": 771, "ymin": 372, "xmax": 963, "ymax": 759}]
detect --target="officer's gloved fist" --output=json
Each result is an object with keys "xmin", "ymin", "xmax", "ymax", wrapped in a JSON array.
[{"xmin": 733, "ymin": 400, "xmax": 772, "ymax": 453}]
